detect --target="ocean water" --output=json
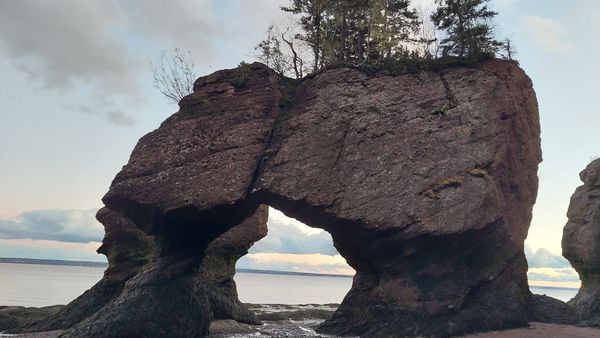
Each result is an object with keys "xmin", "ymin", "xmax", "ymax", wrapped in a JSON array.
[{"xmin": 0, "ymin": 263, "xmax": 578, "ymax": 307}]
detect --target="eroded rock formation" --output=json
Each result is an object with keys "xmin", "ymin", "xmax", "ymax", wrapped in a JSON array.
[
  {"xmin": 563, "ymin": 158, "xmax": 600, "ymax": 323},
  {"xmin": 18, "ymin": 207, "xmax": 266, "ymax": 335},
  {"xmin": 54, "ymin": 60, "xmax": 541, "ymax": 337}
]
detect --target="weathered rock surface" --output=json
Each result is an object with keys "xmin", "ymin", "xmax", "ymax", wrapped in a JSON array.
[
  {"xmin": 57, "ymin": 60, "xmax": 541, "ymax": 337},
  {"xmin": 18, "ymin": 206, "xmax": 266, "ymax": 335},
  {"xmin": 203, "ymin": 205, "xmax": 268, "ymax": 324},
  {"xmin": 529, "ymin": 294, "xmax": 577, "ymax": 325},
  {"xmin": 20, "ymin": 208, "xmax": 155, "ymax": 333},
  {"xmin": 563, "ymin": 158, "xmax": 600, "ymax": 322},
  {"xmin": 0, "ymin": 306, "xmax": 62, "ymax": 332},
  {"xmin": 60, "ymin": 205, "xmax": 267, "ymax": 337}
]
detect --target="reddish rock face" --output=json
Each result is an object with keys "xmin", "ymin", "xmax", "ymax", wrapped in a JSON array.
[
  {"xmin": 563, "ymin": 159, "xmax": 600, "ymax": 321},
  {"xmin": 61, "ymin": 60, "xmax": 540, "ymax": 337}
]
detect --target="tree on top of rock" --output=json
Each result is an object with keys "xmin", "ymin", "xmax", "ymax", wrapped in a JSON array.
[
  {"xmin": 281, "ymin": 0, "xmax": 329, "ymax": 71},
  {"xmin": 280, "ymin": 0, "xmax": 421, "ymax": 70},
  {"xmin": 431, "ymin": 0, "xmax": 503, "ymax": 59}
]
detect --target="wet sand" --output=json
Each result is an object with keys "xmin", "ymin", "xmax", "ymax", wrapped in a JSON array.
[
  {"xmin": 3, "ymin": 310, "xmax": 600, "ymax": 337},
  {"xmin": 461, "ymin": 322, "xmax": 600, "ymax": 338}
]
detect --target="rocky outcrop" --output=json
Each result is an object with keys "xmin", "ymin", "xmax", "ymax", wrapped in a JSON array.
[
  {"xmin": 203, "ymin": 205, "xmax": 268, "ymax": 324},
  {"xmin": 57, "ymin": 60, "xmax": 541, "ymax": 337},
  {"xmin": 59, "ymin": 206, "xmax": 267, "ymax": 337},
  {"xmin": 18, "ymin": 206, "xmax": 266, "ymax": 335},
  {"xmin": 529, "ymin": 294, "xmax": 578, "ymax": 325},
  {"xmin": 563, "ymin": 159, "xmax": 600, "ymax": 322},
  {"xmin": 0, "ymin": 306, "xmax": 62, "ymax": 332},
  {"xmin": 21, "ymin": 208, "xmax": 155, "ymax": 333}
]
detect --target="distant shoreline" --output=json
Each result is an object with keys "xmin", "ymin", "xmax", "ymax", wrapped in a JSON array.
[
  {"xmin": 0, "ymin": 257, "xmax": 107, "ymax": 268},
  {"xmin": 0, "ymin": 257, "xmax": 353, "ymax": 279},
  {"xmin": 0, "ymin": 258, "xmax": 579, "ymax": 288},
  {"xmin": 236, "ymin": 268, "xmax": 353, "ymax": 279}
]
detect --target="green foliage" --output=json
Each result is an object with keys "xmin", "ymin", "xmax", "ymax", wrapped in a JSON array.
[
  {"xmin": 233, "ymin": 62, "xmax": 252, "ymax": 89},
  {"xmin": 282, "ymin": 0, "xmax": 329, "ymax": 70},
  {"xmin": 432, "ymin": 105, "xmax": 449, "ymax": 115},
  {"xmin": 431, "ymin": 0, "xmax": 503, "ymax": 60},
  {"xmin": 261, "ymin": 0, "xmax": 510, "ymax": 78},
  {"xmin": 255, "ymin": 25, "xmax": 287, "ymax": 75},
  {"xmin": 283, "ymin": 0, "xmax": 421, "ymax": 69}
]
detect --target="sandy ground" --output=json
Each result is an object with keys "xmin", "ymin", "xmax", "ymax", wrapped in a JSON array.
[
  {"xmin": 2, "ymin": 324, "xmax": 600, "ymax": 337},
  {"xmin": 461, "ymin": 322, "xmax": 600, "ymax": 338},
  {"xmin": 3, "ymin": 312, "xmax": 600, "ymax": 338}
]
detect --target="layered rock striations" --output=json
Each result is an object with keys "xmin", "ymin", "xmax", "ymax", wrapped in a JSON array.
[
  {"xmin": 563, "ymin": 159, "xmax": 600, "ymax": 323},
  {"xmin": 54, "ymin": 60, "xmax": 541, "ymax": 337}
]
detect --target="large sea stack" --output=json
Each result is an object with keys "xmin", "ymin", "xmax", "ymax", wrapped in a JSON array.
[
  {"xmin": 39, "ymin": 60, "xmax": 541, "ymax": 337},
  {"xmin": 563, "ymin": 159, "xmax": 600, "ymax": 323}
]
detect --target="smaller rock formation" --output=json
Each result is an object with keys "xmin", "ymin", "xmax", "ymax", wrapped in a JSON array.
[
  {"xmin": 23, "ymin": 208, "xmax": 155, "ymax": 333},
  {"xmin": 16, "ymin": 206, "xmax": 267, "ymax": 335},
  {"xmin": 203, "ymin": 205, "xmax": 268, "ymax": 324},
  {"xmin": 0, "ymin": 306, "xmax": 62, "ymax": 332},
  {"xmin": 563, "ymin": 158, "xmax": 600, "ymax": 323},
  {"xmin": 529, "ymin": 294, "xmax": 577, "ymax": 324}
]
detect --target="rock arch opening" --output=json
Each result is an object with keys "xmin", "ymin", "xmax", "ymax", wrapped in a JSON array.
[{"xmin": 233, "ymin": 206, "xmax": 354, "ymax": 305}]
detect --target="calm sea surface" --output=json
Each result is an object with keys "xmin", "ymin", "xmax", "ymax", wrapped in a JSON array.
[{"xmin": 0, "ymin": 263, "xmax": 577, "ymax": 307}]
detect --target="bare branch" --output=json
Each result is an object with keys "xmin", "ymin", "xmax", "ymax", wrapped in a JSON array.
[{"xmin": 150, "ymin": 47, "xmax": 196, "ymax": 105}]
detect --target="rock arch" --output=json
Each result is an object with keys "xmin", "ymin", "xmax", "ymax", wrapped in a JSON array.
[{"xmin": 46, "ymin": 60, "xmax": 543, "ymax": 337}]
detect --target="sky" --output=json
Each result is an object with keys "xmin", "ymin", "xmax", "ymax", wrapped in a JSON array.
[{"xmin": 0, "ymin": 0, "xmax": 598, "ymax": 288}]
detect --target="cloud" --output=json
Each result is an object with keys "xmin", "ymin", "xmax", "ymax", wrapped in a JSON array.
[
  {"xmin": 0, "ymin": 0, "xmax": 138, "ymax": 93},
  {"xmin": 237, "ymin": 253, "xmax": 354, "ymax": 275},
  {"xmin": 250, "ymin": 212, "xmax": 338, "ymax": 256},
  {"xmin": 525, "ymin": 246, "xmax": 580, "ymax": 286},
  {"xmin": 121, "ymin": 0, "xmax": 222, "ymax": 65},
  {"xmin": 520, "ymin": 15, "xmax": 573, "ymax": 53},
  {"xmin": 71, "ymin": 94, "xmax": 136, "ymax": 127},
  {"xmin": 0, "ymin": 238, "xmax": 105, "ymax": 262},
  {"xmin": 525, "ymin": 246, "xmax": 572, "ymax": 269},
  {"xmin": 0, "ymin": 209, "xmax": 103, "ymax": 243},
  {"xmin": 528, "ymin": 267, "xmax": 580, "ymax": 283},
  {"xmin": 106, "ymin": 110, "xmax": 136, "ymax": 127}
]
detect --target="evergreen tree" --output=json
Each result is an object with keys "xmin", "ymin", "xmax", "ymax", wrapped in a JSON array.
[
  {"xmin": 368, "ymin": 0, "xmax": 420, "ymax": 63},
  {"xmin": 255, "ymin": 25, "xmax": 287, "ymax": 75},
  {"xmin": 283, "ymin": 0, "xmax": 421, "ymax": 68},
  {"xmin": 431, "ymin": 0, "xmax": 502, "ymax": 59},
  {"xmin": 281, "ymin": 0, "xmax": 330, "ymax": 71}
]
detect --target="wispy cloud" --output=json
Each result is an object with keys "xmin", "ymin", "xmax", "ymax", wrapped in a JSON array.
[
  {"xmin": 525, "ymin": 245, "xmax": 580, "ymax": 287},
  {"xmin": 520, "ymin": 15, "xmax": 573, "ymax": 53},
  {"xmin": 250, "ymin": 211, "xmax": 338, "ymax": 255},
  {"xmin": 0, "ymin": 238, "xmax": 104, "ymax": 262},
  {"xmin": 237, "ymin": 253, "xmax": 354, "ymax": 275},
  {"xmin": 122, "ymin": 0, "xmax": 222, "ymax": 65},
  {"xmin": 526, "ymin": 246, "xmax": 571, "ymax": 269},
  {"xmin": 528, "ymin": 267, "xmax": 580, "ymax": 283},
  {"xmin": 0, "ymin": 209, "xmax": 103, "ymax": 243},
  {"xmin": 70, "ymin": 94, "xmax": 136, "ymax": 127},
  {"xmin": 106, "ymin": 110, "xmax": 136, "ymax": 127},
  {"xmin": 0, "ymin": 0, "xmax": 138, "ymax": 93}
]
